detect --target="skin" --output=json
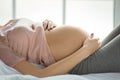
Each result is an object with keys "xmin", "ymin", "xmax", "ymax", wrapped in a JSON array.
[
  {"xmin": 45, "ymin": 25, "xmax": 89, "ymax": 61},
  {"xmin": 0, "ymin": 20, "xmax": 101, "ymax": 78},
  {"xmin": 13, "ymin": 26, "xmax": 100, "ymax": 77},
  {"xmin": 0, "ymin": 29, "xmax": 100, "ymax": 77},
  {"xmin": 43, "ymin": 19, "xmax": 90, "ymax": 61}
]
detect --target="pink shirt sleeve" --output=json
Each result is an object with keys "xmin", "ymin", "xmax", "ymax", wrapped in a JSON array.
[{"xmin": 1, "ymin": 18, "xmax": 55, "ymax": 67}]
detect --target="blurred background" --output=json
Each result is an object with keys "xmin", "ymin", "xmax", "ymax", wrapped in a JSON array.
[{"xmin": 0, "ymin": 0, "xmax": 120, "ymax": 41}]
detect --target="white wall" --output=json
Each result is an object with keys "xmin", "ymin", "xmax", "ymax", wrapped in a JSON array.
[
  {"xmin": 0, "ymin": 0, "xmax": 13, "ymax": 25},
  {"xmin": 0, "ymin": 0, "xmax": 114, "ymax": 41},
  {"xmin": 16, "ymin": 0, "xmax": 63, "ymax": 25},
  {"xmin": 114, "ymin": 0, "xmax": 120, "ymax": 27},
  {"xmin": 66, "ymin": 0, "xmax": 113, "ymax": 41}
]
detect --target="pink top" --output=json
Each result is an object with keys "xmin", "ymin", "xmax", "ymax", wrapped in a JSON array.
[{"xmin": 0, "ymin": 18, "xmax": 55, "ymax": 66}]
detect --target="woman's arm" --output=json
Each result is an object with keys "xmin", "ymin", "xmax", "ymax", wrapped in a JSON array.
[
  {"xmin": 13, "ymin": 33, "xmax": 100, "ymax": 78},
  {"xmin": 14, "ymin": 46, "xmax": 92, "ymax": 77},
  {"xmin": 0, "ymin": 33, "xmax": 100, "ymax": 78}
]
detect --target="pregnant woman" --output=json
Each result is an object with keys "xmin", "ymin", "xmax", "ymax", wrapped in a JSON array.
[{"xmin": 0, "ymin": 18, "xmax": 120, "ymax": 77}]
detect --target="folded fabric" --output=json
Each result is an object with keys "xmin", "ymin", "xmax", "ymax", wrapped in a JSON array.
[{"xmin": 0, "ymin": 60, "xmax": 120, "ymax": 80}]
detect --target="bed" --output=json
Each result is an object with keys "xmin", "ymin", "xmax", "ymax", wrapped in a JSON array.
[{"xmin": 0, "ymin": 60, "xmax": 120, "ymax": 80}]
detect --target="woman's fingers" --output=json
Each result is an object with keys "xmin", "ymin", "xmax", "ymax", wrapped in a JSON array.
[
  {"xmin": 42, "ymin": 19, "xmax": 56, "ymax": 31},
  {"xmin": 90, "ymin": 33, "xmax": 94, "ymax": 38},
  {"xmin": 84, "ymin": 33, "xmax": 101, "ymax": 50},
  {"xmin": 42, "ymin": 19, "xmax": 48, "ymax": 30},
  {"xmin": 90, "ymin": 33, "xmax": 100, "ymax": 41},
  {"xmin": 47, "ymin": 21, "xmax": 53, "ymax": 31}
]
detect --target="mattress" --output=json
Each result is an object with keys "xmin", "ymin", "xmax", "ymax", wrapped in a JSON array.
[{"xmin": 0, "ymin": 60, "xmax": 120, "ymax": 80}]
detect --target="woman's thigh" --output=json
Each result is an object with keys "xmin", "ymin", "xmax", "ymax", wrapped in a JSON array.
[
  {"xmin": 69, "ymin": 34, "xmax": 120, "ymax": 75},
  {"xmin": 45, "ymin": 26, "xmax": 88, "ymax": 61},
  {"xmin": 102, "ymin": 25, "xmax": 120, "ymax": 46}
]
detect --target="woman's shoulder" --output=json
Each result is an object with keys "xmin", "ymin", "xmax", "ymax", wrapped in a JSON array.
[{"xmin": 0, "ymin": 18, "xmax": 35, "ymax": 36}]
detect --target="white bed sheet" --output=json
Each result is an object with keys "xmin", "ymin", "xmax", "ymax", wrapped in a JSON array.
[{"xmin": 0, "ymin": 60, "xmax": 120, "ymax": 80}]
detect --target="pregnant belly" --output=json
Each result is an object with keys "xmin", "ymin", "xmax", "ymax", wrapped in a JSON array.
[{"xmin": 45, "ymin": 26, "xmax": 88, "ymax": 61}]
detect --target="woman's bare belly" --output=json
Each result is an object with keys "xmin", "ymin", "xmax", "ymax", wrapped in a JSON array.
[{"xmin": 45, "ymin": 26, "xmax": 88, "ymax": 61}]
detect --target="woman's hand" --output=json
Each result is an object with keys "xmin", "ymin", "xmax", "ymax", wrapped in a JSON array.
[
  {"xmin": 42, "ymin": 19, "xmax": 56, "ymax": 31},
  {"xmin": 83, "ymin": 33, "xmax": 101, "ymax": 54}
]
